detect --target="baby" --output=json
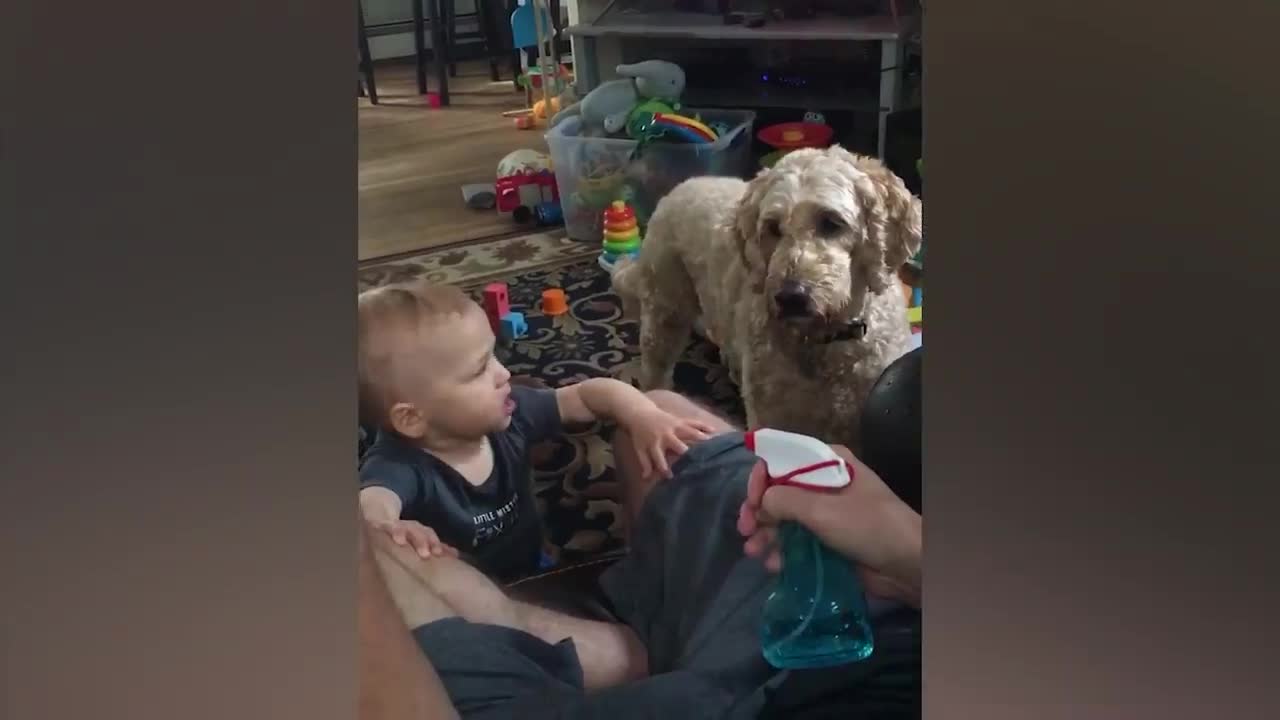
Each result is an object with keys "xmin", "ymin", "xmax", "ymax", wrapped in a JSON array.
[{"xmin": 357, "ymin": 279, "xmax": 712, "ymax": 582}]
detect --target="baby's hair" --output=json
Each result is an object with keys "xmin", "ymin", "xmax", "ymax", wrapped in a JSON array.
[{"xmin": 357, "ymin": 279, "xmax": 476, "ymax": 428}]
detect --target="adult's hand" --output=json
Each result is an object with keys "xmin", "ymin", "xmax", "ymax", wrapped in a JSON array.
[{"xmin": 737, "ymin": 444, "xmax": 922, "ymax": 608}]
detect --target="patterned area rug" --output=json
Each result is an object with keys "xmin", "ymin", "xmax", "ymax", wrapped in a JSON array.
[{"xmin": 358, "ymin": 232, "xmax": 744, "ymax": 570}]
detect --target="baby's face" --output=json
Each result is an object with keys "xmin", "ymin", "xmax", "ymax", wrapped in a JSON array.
[{"xmin": 411, "ymin": 304, "xmax": 515, "ymax": 440}]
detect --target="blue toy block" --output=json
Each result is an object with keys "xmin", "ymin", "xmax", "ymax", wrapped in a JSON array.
[
  {"xmin": 499, "ymin": 311, "xmax": 527, "ymax": 341},
  {"xmin": 911, "ymin": 286, "xmax": 923, "ymax": 307}
]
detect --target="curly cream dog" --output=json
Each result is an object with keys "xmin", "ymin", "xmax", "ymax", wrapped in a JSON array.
[{"xmin": 612, "ymin": 146, "xmax": 922, "ymax": 449}]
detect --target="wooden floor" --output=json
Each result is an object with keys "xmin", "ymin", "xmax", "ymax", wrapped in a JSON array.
[{"xmin": 358, "ymin": 60, "xmax": 552, "ymax": 261}]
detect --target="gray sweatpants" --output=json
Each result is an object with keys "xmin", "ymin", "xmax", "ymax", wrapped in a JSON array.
[{"xmin": 413, "ymin": 432, "xmax": 782, "ymax": 719}]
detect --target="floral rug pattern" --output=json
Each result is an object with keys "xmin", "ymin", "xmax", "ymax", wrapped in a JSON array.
[
  {"xmin": 358, "ymin": 232, "xmax": 743, "ymax": 572},
  {"xmin": 358, "ymin": 231, "xmax": 599, "ymax": 292}
]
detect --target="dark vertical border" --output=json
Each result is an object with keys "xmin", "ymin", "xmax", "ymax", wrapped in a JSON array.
[
  {"xmin": 3, "ymin": 2, "xmax": 356, "ymax": 719},
  {"xmin": 927, "ymin": 0, "xmax": 1279, "ymax": 717},
  {"xmin": 5, "ymin": 0, "xmax": 1280, "ymax": 718}
]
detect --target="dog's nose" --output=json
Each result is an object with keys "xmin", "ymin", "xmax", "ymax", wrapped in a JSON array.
[{"xmin": 774, "ymin": 281, "xmax": 813, "ymax": 318}]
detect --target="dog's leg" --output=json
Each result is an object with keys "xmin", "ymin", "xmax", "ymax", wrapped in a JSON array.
[
  {"xmin": 638, "ymin": 305, "xmax": 692, "ymax": 391},
  {"xmin": 738, "ymin": 358, "xmax": 762, "ymax": 430},
  {"xmin": 723, "ymin": 348, "xmax": 743, "ymax": 388},
  {"xmin": 625, "ymin": 228, "xmax": 700, "ymax": 391}
]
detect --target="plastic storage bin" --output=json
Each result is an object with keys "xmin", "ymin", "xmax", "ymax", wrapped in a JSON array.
[{"xmin": 545, "ymin": 108, "xmax": 756, "ymax": 241}]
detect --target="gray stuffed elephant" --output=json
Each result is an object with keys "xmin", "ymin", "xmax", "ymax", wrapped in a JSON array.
[{"xmin": 549, "ymin": 60, "xmax": 686, "ymax": 135}]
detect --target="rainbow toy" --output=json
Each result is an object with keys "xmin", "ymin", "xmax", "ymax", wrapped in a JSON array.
[
  {"xmin": 649, "ymin": 112, "xmax": 717, "ymax": 143},
  {"xmin": 600, "ymin": 200, "xmax": 641, "ymax": 271}
]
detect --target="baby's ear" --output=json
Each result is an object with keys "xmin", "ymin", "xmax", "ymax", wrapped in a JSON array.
[
  {"xmin": 388, "ymin": 402, "xmax": 427, "ymax": 440},
  {"xmin": 726, "ymin": 170, "xmax": 773, "ymax": 293}
]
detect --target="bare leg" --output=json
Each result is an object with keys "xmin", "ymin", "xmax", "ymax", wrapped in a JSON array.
[
  {"xmin": 372, "ymin": 538, "xmax": 460, "ymax": 629},
  {"xmin": 373, "ymin": 535, "xmax": 647, "ymax": 690},
  {"xmin": 613, "ymin": 389, "xmax": 737, "ymax": 534},
  {"xmin": 359, "ymin": 519, "xmax": 458, "ymax": 720}
]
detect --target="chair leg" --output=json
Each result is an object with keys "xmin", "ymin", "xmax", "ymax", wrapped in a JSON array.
[
  {"xmin": 507, "ymin": 0, "xmax": 522, "ymax": 91},
  {"xmin": 412, "ymin": 0, "xmax": 428, "ymax": 94},
  {"xmin": 548, "ymin": 0, "xmax": 562, "ymax": 69},
  {"xmin": 444, "ymin": 0, "xmax": 458, "ymax": 78},
  {"xmin": 477, "ymin": 0, "xmax": 501, "ymax": 82},
  {"xmin": 358, "ymin": 2, "xmax": 379, "ymax": 104},
  {"xmin": 427, "ymin": 0, "xmax": 450, "ymax": 105}
]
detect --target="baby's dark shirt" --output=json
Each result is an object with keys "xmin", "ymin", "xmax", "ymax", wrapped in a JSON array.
[{"xmin": 359, "ymin": 385, "xmax": 562, "ymax": 582}]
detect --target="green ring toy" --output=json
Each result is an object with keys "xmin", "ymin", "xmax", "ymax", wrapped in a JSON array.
[{"xmin": 603, "ymin": 239, "xmax": 642, "ymax": 254}]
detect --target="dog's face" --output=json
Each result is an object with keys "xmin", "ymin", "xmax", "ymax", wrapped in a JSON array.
[{"xmin": 730, "ymin": 146, "xmax": 922, "ymax": 335}]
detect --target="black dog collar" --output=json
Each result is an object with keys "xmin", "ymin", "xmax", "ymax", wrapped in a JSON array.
[{"xmin": 809, "ymin": 320, "xmax": 868, "ymax": 345}]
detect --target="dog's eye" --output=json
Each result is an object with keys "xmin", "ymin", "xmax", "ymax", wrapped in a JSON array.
[
  {"xmin": 763, "ymin": 218, "xmax": 782, "ymax": 237},
  {"xmin": 818, "ymin": 214, "xmax": 846, "ymax": 236}
]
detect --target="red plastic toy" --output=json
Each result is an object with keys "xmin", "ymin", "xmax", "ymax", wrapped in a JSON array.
[
  {"xmin": 495, "ymin": 170, "xmax": 559, "ymax": 224},
  {"xmin": 757, "ymin": 122, "xmax": 834, "ymax": 150},
  {"xmin": 482, "ymin": 282, "xmax": 510, "ymax": 332}
]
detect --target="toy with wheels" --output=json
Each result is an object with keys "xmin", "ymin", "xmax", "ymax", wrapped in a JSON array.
[{"xmin": 495, "ymin": 150, "xmax": 560, "ymax": 225}]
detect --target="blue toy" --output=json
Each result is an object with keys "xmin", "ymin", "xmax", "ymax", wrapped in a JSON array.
[
  {"xmin": 533, "ymin": 201, "xmax": 563, "ymax": 226},
  {"xmin": 499, "ymin": 312, "xmax": 527, "ymax": 341},
  {"xmin": 510, "ymin": 0, "xmax": 555, "ymax": 50}
]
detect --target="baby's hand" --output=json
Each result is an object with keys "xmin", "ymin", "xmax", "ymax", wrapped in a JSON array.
[
  {"xmin": 369, "ymin": 519, "xmax": 458, "ymax": 560},
  {"xmin": 624, "ymin": 406, "xmax": 716, "ymax": 479}
]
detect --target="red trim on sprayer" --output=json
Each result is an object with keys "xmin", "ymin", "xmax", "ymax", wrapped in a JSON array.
[
  {"xmin": 768, "ymin": 460, "xmax": 855, "ymax": 490},
  {"xmin": 744, "ymin": 430, "xmax": 855, "ymax": 490}
]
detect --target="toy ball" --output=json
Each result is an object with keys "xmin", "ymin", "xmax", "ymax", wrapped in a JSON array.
[
  {"xmin": 497, "ymin": 149, "xmax": 550, "ymax": 178},
  {"xmin": 532, "ymin": 96, "xmax": 561, "ymax": 120}
]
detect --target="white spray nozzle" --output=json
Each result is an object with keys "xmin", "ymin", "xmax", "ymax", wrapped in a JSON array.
[{"xmin": 744, "ymin": 428, "xmax": 851, "ymax": 490}]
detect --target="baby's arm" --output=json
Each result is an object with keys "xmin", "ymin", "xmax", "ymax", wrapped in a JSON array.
[
  {"xmin": 360, "ymin": 487, "xmax": 455, "ymax": 559},
  {"xmin": 554, "ymin": 377, "xmax": 656, "ymax": 426},
  {"xmin": 556, "ymin": 378, "xmax": 715, "ymax": 477},
  {"xmin": 359, "ymin": 453, "xmax": 417, "ymax": 525},
  {"xmin": 359, "ymin": 458, "xmax": 454, "ymax": 558},
  {"xmin": 359, "ymin": 486, "xmax": 403, "ymax": 525}
]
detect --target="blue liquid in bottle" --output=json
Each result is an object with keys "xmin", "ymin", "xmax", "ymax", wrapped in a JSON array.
[{"xmin": 761, "ymin": 521, "xmax": 875, "ymax": 669}]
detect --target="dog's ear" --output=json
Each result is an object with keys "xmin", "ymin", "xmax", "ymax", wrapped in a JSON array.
[
  {"xmin": 842, "ymin": 155, "xmax": 921, "ymax": 294},
  {"xmin": 863, "ymin": 162, "xmax": 923, "ymax": 272},
  {"xmin": 726, "ymin": 169, "xmax": 773, "ymax": 293}
]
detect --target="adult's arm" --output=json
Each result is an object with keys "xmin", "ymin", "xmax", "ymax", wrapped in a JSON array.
[{"xmin": 739, "ymin": 446, "xmax": 922, "ymax": 609}]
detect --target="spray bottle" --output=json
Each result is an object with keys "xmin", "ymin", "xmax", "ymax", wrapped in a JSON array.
[{"xmin": 744, "ymin": 428, "xmax": 875, "ymax": 669}]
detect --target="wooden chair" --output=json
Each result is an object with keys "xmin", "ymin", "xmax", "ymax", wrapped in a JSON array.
[{"xmin": 357, "ymin": 2, "xmax": 378, "ymax": 104}]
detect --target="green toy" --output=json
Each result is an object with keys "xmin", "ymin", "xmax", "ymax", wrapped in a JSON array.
[{"xmin": 624, "ymin": 99, "xmax": 679, "ymax": 140}]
